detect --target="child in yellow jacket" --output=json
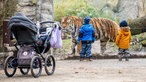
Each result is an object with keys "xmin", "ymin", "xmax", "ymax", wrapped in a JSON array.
[{"xmin": 115, "ymin": 20, "xmax": 131, "ymax": 61}]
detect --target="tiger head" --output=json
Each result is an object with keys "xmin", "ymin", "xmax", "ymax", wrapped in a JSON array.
[
  {"xmin": 61, "ymin": 16, "xmax": 69, "ymax": 28},
  {"xmin": 61, "ymin": 16, "xmax": 82, "ymax": 41}
]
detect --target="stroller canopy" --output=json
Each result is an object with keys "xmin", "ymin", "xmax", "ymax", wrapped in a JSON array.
[
  {"xmin": 8, "ymin": 12, "xmax": 37, "ymax": 33},
  {"xmin": 8, "ymin": 13, "xmax": 38, "ymax": 45}
]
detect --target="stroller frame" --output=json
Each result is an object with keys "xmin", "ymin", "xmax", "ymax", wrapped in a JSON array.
[{"xmin": 4, "ymin": 20, "xmax": 56, "ymax": 78}]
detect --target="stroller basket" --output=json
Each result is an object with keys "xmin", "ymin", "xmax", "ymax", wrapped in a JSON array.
[{"xmin": 17, "ymin": 46, "xmax": 36, "ymax": 66}]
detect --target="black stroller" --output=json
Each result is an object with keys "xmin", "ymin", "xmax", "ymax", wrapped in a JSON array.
[{"xmin": 4, "ymin": 13, "xmax": 56, "ymax": 78}]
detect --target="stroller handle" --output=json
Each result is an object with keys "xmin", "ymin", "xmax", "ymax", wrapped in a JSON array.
[
  {"xmin": 40, "ymin": 21, "xmax": 55, "ymax": 24},
  {"xmin": 36, "ymin": 20, "xmax": 55, "ymax": 35}
]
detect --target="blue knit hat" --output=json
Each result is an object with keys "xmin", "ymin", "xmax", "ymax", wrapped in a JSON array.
[
  {"xmin": 119, "ymin": 20, "xmax": 128, "ymax": 27},
  {"xmin": 84, "ymin": 16, "xmax": 91, "ymax": 24}
]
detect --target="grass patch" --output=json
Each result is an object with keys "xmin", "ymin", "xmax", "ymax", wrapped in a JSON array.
[{"xmin": 62, "ymin": 39, "xmax": 72, "ymax": 53}]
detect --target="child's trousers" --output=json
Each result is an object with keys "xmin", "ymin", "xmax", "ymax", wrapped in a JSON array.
[{"xmin": 80, "ymin": 43, "xmax": 92, "ymax": 58}]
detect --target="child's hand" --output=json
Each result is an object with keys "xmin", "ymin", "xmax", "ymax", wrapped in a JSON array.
[
  {"xmin": 92, "ymin": 40, "xmax": 94, "ymax": 43},
  {"xmin": 77, "ymin": 41, "xmax": 80, "ymax": 44}
]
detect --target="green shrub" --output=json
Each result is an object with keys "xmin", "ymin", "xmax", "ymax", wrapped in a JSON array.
[
  {"xmin": 54, "ymin": 0, "xmax": 118, "ymax": 21},
  {"xmin": 129, "ymin": 19, "xmax": 142, "ymax": 35},
  {"xmin": 142, "ymin": 40, "xmax": 146, "ymax": 45},
  {"xmin": 129, "ymin": 16, "xmax": 146, "ymax": 35},
  {"xmin": 54, "ymin": 0, "xmax": 97, "ymax": 21}
]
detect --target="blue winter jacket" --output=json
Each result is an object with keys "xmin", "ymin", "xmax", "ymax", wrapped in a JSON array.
[{"xmin": 77, "ymin": 24, "xmax": 95, "ymax": 42}]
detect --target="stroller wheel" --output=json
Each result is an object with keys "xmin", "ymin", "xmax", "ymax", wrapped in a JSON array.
[
  {"xmin": 45, "ymin": 55, "xmax": 55, "ymax": 75},
  {"xmin": 4, "ymin": 55, "xmax": 17, "ymax": 77},
  {"xmin": 20, "ymin": 68, "xmax": 29, "ymax": 75},
  {"xmin": 30, "ymin": 56, "xmax": 42, "ymax": 78}
]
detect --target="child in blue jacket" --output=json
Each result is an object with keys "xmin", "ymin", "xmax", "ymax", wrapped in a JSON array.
[{"xmin": 77, "ymin": 16, "xmax": 95, "ymax": 61}]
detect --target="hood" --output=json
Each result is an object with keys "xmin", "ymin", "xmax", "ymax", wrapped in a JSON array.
[
  {"xmin": 84, "ymin": 16, "xmax": 90, "ymax": 24},
  {"xmin": 120, "ymin": 27, "xmax": 130, "ymax": 36},
  {"xmin": 82, "ymin": 24, "xmax": 92, "ymax": 32}
]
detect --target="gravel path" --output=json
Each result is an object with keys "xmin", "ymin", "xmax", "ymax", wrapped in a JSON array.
[{"xmin": 0, "ymin": 58, "xmax": 146, "ymax": 82}]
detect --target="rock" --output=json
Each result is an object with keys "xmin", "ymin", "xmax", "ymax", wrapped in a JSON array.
[
  {"xmin": 17, "ymin": 0, "xmax": 53, "ymax": 21},
  {"xmin": 129, "ymin": 16, "xmax": 146, "ymax": 35},
  {"xmin": 17, "ymin": 0, "xmax": 37, "ymax": 21},
  {"xmin": 115, "ymin": 0, "xmax": 139, "ymax": 20},
  {"xmin": 92, "ymin": 0, "xmax": 146, "ymax": 21},
  {"xmin": 114, "ymin": 0, "xmax": 146, "ymax": 21}
]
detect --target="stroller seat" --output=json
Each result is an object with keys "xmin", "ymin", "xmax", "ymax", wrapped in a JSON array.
[{"xmin": 35, "ymin": 27, "xmax": 53, "ymax": 54}]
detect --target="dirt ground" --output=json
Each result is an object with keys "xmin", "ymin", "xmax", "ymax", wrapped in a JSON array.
[{"xmin": 0, "ymin": 58, "xmax": 146, "ymax": 82}]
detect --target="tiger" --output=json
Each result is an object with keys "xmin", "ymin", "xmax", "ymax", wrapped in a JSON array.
[{"xmin": 61, "ymin": 16, "xmax": 120, "ymax": 55}]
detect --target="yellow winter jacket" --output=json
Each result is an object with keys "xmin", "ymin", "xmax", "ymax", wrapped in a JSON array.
[{"xmin": 115, "ymin": 27, "xmax": 131, "ymax": 49}]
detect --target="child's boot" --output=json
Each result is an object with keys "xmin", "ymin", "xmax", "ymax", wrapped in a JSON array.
[
  {"xmin": 80, "ymin": 58, "xmax": 84, "ymax": 61},
  {"xmin": 125, "ymin": 57, "xmax": 129, "ymax": 61},
  {"xmin": 118, "ymin": 55, "xmax": 122, "ymax": 61},
  {"xmin": 125, "ymin": 54, "xmax": 130, "ymax": 61}
]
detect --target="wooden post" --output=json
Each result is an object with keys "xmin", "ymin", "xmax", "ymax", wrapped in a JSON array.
[{"xmin": 2, "ymin": 20, "xmax": 13, "ymax": 47}]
